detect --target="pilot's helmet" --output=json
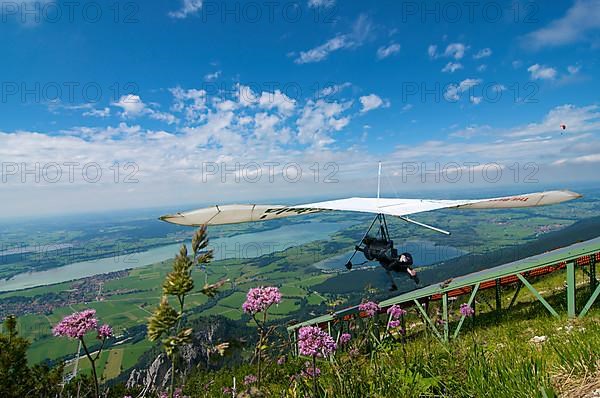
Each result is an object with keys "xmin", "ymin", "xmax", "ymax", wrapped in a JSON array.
[{"xmin": 399, "ymin": 252, "xmax": 413, "ymax": 265}]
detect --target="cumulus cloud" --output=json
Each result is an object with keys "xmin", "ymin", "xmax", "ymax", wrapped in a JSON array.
[
  {"xmin": 470, "ymin": 96, "xmax": 483, "ymax": 105},
  {"xmin": 83, "ymin": 107, "xmax": 111, "ymax": 118},
  {"xmin": 521, "ymin": 0, "xmax": 600, "ymax": 49},
  {"xmin": 527, "ymin": 64, "xmax": 558, "ymax": 80},
  {"xmin": 169, "ymin": 0, "xmax": 203, "ymax": 19},
  {"xmin": 296, "ymin": 99, "xmax": 352, "ymax": 147},
  {"xmin": 376, "ymin": 43, "xmax": 401, "ymax": 59},
  {"xmin": 112, "ymin": 94, "xmax": 177, "ymax": 124},
  {"xmin": 359, "ymin": 94, "xmax": 389, "ymax": 113},
  {"xmin": 473, "ymin": 48, "xmax": 492, "ymax": 59},
  {"xmin": 442, "ymin": 62, "xmax": 463, "ymax": 73},
  {"xmin": 443, "ymin": 43, "xmax": 468, "ymax": 59},
  {"xmin": 444, "ymin": 79, "xmax": 482, "ymax": 101}
]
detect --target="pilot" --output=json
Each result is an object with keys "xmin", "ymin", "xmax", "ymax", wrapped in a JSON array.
[{"xmin": 357, "ymin": 237, "xmax": 419, "ymax": 282}]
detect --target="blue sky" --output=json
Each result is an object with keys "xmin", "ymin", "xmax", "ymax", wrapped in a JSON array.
[{"xmin": 0, "ymin": 0, "xmax": 599, "ymax": 216}]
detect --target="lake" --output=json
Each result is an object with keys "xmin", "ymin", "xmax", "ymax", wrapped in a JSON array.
[{"xmin": 0, "ymin": 220, "xmax": 355, "ymax": 292}]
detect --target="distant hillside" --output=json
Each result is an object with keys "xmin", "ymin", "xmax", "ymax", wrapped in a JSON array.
[{"xmin": 315, "ymin": 215, "xmax": 600, "ymax": 295}]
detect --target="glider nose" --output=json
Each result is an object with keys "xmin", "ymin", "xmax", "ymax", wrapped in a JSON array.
[{"xmin": 562, "ymin": 190, "xmax": 583, "ymax": 200}]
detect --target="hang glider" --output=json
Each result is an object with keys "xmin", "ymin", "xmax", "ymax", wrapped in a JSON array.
[{"xmin": 159, "ymin": 190, "xmax": 582, "ymax": 230}]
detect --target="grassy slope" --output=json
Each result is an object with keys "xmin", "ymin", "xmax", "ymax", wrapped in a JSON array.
[{"xmin": 184, "ymin": 270, "xmax": 600, "ymax": 398}]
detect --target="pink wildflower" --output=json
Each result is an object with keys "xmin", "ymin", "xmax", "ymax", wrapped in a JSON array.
[
  {"xmin": 242, "ymin": 286, "xmax": 282, "ymax": 314},
  {"xmin": 388, "ymin": 320, "xmax": 401, "ymax": 329},
  {"xmin": 358, "ymin": 301, "xmax": 380, "ymax": 317},
  {"xmin": 339, "ymin": 333, "xmax": 351, "ymax": 345},
  {"xmin": 52, "ymin": 309, "xmax": 98, "ymax": 339},
  {"xmin": 277, "ymin": 356, "xmax": 286, "ymax": 365},
  {"xmin": 302, "ymin": 361, "xmax": 321, "ymax": 378},
  {"xmin": 387, "ymin": 304, "xmax": 407, "ymax": 319},
  {"xmin": 244, "ymin": 374, "xmax": 258, "ymax": 385},
  {"xmin": 97, "ymin": 324, "xmax": 113, "ymax": 339},
  {"xmin": 460, "ymin": 303, "xmax": 475, "ymax": 317},
  {"xmin": 297, "ymin": 326, "xmax": 337, "ymax": 358}
]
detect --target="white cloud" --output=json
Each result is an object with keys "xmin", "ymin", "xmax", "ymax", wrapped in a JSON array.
[
  {"xmin": 83, "ymin": 107, "xmax": 111, "ymax": 118},
  {"xmin": 295, "ymin": 14, "xmax": 372, "ymax": 64},
  {"xmin": 296, "ymin": 99, "xmax": 352, "ymax": 147},
  {"xmin": 308, "ymin": 0, "xmax": 335, "ymax": 7},
  {"xmin": 444, "ymin": 78, "xmax": 482, "ymax": 102},
  {"xmin": 473, "ymin": 48, "xmax": 492, "ymax": 59},
  {"xmin": 477, "ymin": 65, "xmax": 487, "ymax": 72},
  {"xmin": 112, "ymin": 95, "xmax": 146, "ymax": 116},
  {"xmin": 512, "ymin": 60, "xmax": 523, "ymax": 69},
  {"xmin": 169, "ymin": 0, "xmax": 203, "ymax": 19},
  {"xmin": 521, "ymin": 0, "xmax": 600, "ymax": 49},
  {"xmin": 507, "ymin": 104, "xmax": 600, "ymax": 137},
  {"xmin": 258, "ymin": 90, "xmax": 296, "ymax": 115},
  {"xmin": 170, "ymin": 87, "xmax": 208, "ymax": 122},
  {"xmin": 376, "ymin": 43, "xmax": 401, "ymax": 59},
  {"xmin": 359, "ymin": 94, "xmax": 389, "ymax": 113},
  {"xmin": 204, "ymin": 70, "xmax": 221, "ymax": 81},
  {"xmin": 450, "ymin": 124, "xmax": 492, "ymax": 138},
  {"xmin": 567, "ymin": 65, "xmax": 581, "ymax": 75},
  {"xmin": 553, "ymin": 154, "xmax": 600, "ymax": 165},
  {"xmin": 470, "ymin": 96, "xmax": 483, "ymax": 105},
  {"xmin": 527, "ymin": 64, "xmax": 557, "ymax": 80},
  {"xmin": 441, "ymin": 62, "xmax": 463, "ymax": 73},
  {"xmin": 427, "ymin": 44, "xmax": 438, "ymax": 58},
  {"xmin": 318, "ymin": 82, "xmax": 352, "ymax": 98},
  {"xmin": 112, "ymin": 94, "xmax": 177, "ymax": 125},
  {"xmin": 443, "ymin": 43, "xmax": 468, "ymax": 59},
  {"xmin": 401, "ymin": 104, "xmax": 413, "ymax": 112}
]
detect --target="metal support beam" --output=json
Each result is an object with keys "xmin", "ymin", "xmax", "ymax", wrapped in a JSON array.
[
  {"xmin": 517, "ymin": 273, "xmax": 559, "ymax": 317},
  {"xmin": 591, "ymin": 257, "xmax": 597, "ymax": 291},
  {"xmin": 566, "ymin": 262, "xmax": 576, "ymax": 318},
  {"xmin": 442, "ymin": 293, "xmax": 449, "ymax": 342},
  {"xmin": 508, "ymin": 282, "xmax": 523, "ymax": 310},
  {"xmin": 453, "ymin": 283, "xmax": 480, "ymax": 339},
  {"xmin": 495, "ymin": 279, "xmax": 502, "ymax": 313},
  {"xmin": 579, "ymin": 282, "xmax": 600, "ymax": 318},
  {"xmin": 413, "ymin": 299, "xmax": 443, "ymax": 341}
]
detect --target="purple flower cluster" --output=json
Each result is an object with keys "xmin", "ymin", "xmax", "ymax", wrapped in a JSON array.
[
  {"xmin": 339, "ymin": 333, "xmax": 351, "ymax": 345},
  {"xmin": 97, "ymin": 324, "xmax": 113, "ymax": 339},
  {"xmin": 52, "ymin": 309, "xmax": 99, "ymax": 339},
  {"xmin": 387, "ymin": 304, "xmax": 407, "ymax": 319},
  {"xmin": 358, "ymin": 301, "xmax": 380, "ymax": 317},
  {"xmin": 53, "ymin": 309, "xmax": 114, "ymax": 341},
  {"xmin": 277, "ymin": 356, "xmax": 286, "ymax": 366},
  {"xmin": 244, "ymin": 374, "xmax": 258, "ymax": 385},
  {"xmin": 460, "ymin": 303, "xmax": 475, "ymax": 317},
  {"xmin": 242, "ymin": 286, "xmax": 282, "ymax": 314},
  {"xmin": 302, "ymin": 361, "xmax": 321, "ymax": 378},
  {"xmin": 297, "ymin": 326, "xmax": 337, "ymax": 358},
  {"xmin": 388, "ymin": 320, "xmax": 401, "ymax": 329}
]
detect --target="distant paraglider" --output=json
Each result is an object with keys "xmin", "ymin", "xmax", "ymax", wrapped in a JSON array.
[{"xmin": 560, "ymin": 124, "xmax": 567, "ymax": 130}]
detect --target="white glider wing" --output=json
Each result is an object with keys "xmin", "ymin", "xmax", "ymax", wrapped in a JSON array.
[{"xmin": 159, "ymin": 190, "xmax": 581, "ymax": 227}]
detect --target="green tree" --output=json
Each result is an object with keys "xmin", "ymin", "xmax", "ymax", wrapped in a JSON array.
[{"xmin": 0, "ymin": 315, "xmax": 64, "ymax": 398}]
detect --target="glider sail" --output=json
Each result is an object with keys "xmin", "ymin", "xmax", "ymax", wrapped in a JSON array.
[{"xmin": 159, "ymin": 190, "xmax": 581, "ymax": 227}]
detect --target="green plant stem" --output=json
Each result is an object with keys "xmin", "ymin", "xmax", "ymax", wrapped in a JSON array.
[
  {"xmin": 312, "ymin": 355, "xmax": 318, "ymax": 398},
  {"xmin": 79, "ymin": 337, "xmax": 100, "ymax": 398}
]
